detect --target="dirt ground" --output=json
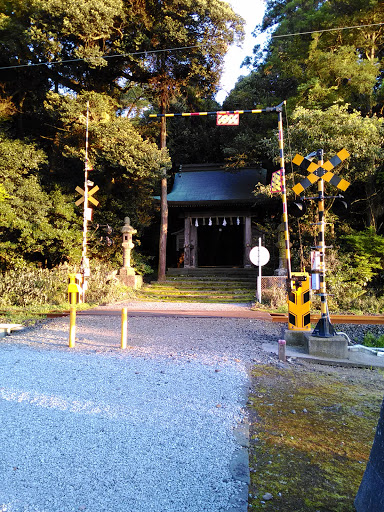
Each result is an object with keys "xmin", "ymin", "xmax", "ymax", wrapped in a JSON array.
[{"xmin": 247, "ymin": 361, "xmax": 384, "ymax": 511}]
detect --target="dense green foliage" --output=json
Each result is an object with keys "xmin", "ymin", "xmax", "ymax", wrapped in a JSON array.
[
  {"xmin": 219, "ymin": 0, "xmax": 384, "ymax": 306},
  {"xmin": 0, "ymin": 263, "xmax": 134, "ymax": 310},
  {"xmin": 0, "ymin": 0, "xmax": 242, "ymax": 274},
  {"xmin": 0, "ymin": 0, "xmax": 383, "ymax": 308}
]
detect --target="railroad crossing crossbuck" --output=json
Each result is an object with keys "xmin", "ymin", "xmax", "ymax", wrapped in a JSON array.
[
  {"xmin": 292, "ymin": 149, "xmax": 350, "ymax": 196},
  {"xmin": 75, "ymin": 185, "xmax": 99, "ymax": 207}
]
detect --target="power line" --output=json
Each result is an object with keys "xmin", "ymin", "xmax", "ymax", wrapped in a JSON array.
[
  {"xmin": 272, "ymin": 22, "xmax": 384, "ymax": 39},
  {"xmin": 0, "ymin": 45, "xmax": 200, "ymax": 71}
]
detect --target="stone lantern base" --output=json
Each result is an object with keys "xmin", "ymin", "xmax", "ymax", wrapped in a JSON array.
[{"xmin": 118, "ymin": 267, "xmax": 143, "ymax": 289}]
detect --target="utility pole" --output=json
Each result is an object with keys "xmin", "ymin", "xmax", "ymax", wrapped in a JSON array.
[
  {"xmin": 80, "ymin": 101, "xmax": 90, "ymax": 301},
  {"xmin": 74, "ymin": 101, "xmax": 99, "ymax": 302},
  {"xmin": 158, "ymin": 110, "xmax": 168, "ymax": 282}
]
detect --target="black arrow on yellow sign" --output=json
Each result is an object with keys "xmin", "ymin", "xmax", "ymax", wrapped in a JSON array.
[{"xmin": 75, "ymin": 185, "xmax": 99, "ymax": 207}]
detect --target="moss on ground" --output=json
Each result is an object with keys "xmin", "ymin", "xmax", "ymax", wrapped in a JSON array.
[{"xmin": 247, "ymin": 364, "xmax": 384, "ymax": 511}]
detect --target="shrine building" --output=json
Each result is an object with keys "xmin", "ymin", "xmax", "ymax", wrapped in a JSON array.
[{"xmin": 164, "ymin": 164, "xmax": 269, "ymax": 269}]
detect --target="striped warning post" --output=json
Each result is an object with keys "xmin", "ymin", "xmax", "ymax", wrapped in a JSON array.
[
  {"xmin": 288, "ymin": 272, "xmax": 311, "ymax": 331},
  {"xmin": 277, "ymin": 109, "xmax": 291, "ymax": 280}
]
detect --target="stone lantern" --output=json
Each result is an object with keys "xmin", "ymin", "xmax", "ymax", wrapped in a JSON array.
[{"xmin": 118, "ymin": 217, "xmax": 142, "ymax": 289}]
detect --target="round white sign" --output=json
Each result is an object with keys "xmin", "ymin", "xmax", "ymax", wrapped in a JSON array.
[{"xmin": 249, "ymin": 246, "xmax": 270, "ymax": 266}]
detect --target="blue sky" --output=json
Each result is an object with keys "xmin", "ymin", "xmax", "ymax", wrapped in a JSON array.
[{"xmin": 216, "ymin": 0, "xmax": 267, "ymax": 104}]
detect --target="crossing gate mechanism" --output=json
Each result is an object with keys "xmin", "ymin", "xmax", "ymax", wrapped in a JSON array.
[{"xmin": 288, "ymin": 272, "xmax": 311, "ymax": 331}]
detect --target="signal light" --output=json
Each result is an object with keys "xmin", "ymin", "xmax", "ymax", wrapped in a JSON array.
[
  {"xmin": 290, "ymin": 199, "xmax": 307, "ymax": 218},
  {"xmin": 331, "ymin": 197, "xmax": 349, "ymax": 218}
]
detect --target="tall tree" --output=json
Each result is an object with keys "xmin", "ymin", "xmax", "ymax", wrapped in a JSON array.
[
  {"xmin": 288, "ymin": 104, "xmax": 384, "ymax": 233},
  {"xmin": 44, "ymin": 90, "xmax": 171, "ymax": 233},
  {"xmin": 128, "ymin": 0, "xmax": 244, "ymax": 280},
  {"xmin": 249, "ymin": 0, "xmax": 384, "ymax": 114},
  {"xmin": 0, "ymin": 0, "xmax": 244, "ymax": 277}
]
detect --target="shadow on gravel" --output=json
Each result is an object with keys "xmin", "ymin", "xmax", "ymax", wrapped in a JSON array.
[{"xmin": 247, "ymin": 363, "xmax": 384, "ymax": 511}]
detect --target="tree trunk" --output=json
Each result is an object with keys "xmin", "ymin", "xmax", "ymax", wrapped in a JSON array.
[{"xmin": 157, "ymin": 113, "xmax": 168, "ymax": 282}]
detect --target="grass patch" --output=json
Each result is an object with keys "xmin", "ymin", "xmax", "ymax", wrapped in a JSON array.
[
  {"xmin": 248, "ymin": 364, "xmax": 384, "ymax": 511},
  {"xmin": 362, "ymin": 332, "xmax": 384, "ymax": 348},
  {"xmin": 0, "ymin": 263, "xmax": 136, "ymax": 325}
]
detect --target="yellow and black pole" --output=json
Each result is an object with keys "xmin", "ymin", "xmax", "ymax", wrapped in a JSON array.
[
  {"xmin": 277, "ymin": 106, "xmax": 311, "ymax": 332},
  {"xmin": 277, "ymin": 104, "xmax": 292, "ymax": 282},
  {"xmin": 312, "ymin": 149, "xmax": 335, "ymax": 337}
]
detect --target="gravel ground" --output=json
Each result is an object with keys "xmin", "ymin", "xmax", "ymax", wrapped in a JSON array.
[
  {"xmin": 2, "ymin": 305, "xmax": 384, "ymax": 512},
  {"xmin": 0, "ymin": 312, "xmax": 282, "ymax": 512}
]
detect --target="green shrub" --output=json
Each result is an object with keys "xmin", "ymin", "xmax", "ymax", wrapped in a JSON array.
[
  {"xmin": 0, "ymin": 261, "xmax": 136, "ymax": 309},
  {"xmin": 260, "ymin": 285, "xmax": 288, "ymax": 312},
  {"xmin": 0, "ymin": 267, "xmax": 68, "ymax": 307},
  {"xmin": 362, "ymin": 332, "xmax": 384, "ymax": 348}
]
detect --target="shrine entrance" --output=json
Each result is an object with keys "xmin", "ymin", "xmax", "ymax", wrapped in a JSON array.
[
  {"xmin": 162, "ymin": 164, "xmax": 268, "ymax": 269},
  {"xmin": 197, "ymin": 224, "xmax": 243, "ymax": 267}
]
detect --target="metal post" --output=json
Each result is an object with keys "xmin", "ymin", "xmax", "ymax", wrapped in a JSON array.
[
  {"xmin": 80, "ymin": 101, "xmax": 90, "ymax": 302},
  {"xmin": 69, "ymin": 292, "xmax": 76, "ymax": 348},
  {"xmin": 312, "ymin": 149, "xmax": 335, "ymax": 337},
  {"xmin": 257, "ymin": 237, "xmax": 262, "ymax": 303}
]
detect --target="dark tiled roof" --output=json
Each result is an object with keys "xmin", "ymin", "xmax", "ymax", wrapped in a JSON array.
[{"xmin": 163, "ymin": 167, "xmax": 267, "ymax": 204}]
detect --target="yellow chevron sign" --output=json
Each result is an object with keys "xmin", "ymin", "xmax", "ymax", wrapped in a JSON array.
[
  {"xmin": 292, "ymin": 149, "xmax": 350, "ymax": 195},
  {"xmin": 288, "ymin": 272, "xmax": 311, "ymax": 331}
]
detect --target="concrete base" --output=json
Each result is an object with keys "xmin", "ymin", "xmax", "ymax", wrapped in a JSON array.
[
  {"xmin": 0, "ymin": 324, "xmax": 24, "ymax": 338},
  {"xmin": 118, "ymin": 270, "xmax": 143, "ymax": 290},
  {"xmin": 307, "ymin": 334, "xmax": 349, "ymax": 359},
  {"xmin": 284, "ymin": 329, "xmax": 310, "ymax": 347}
]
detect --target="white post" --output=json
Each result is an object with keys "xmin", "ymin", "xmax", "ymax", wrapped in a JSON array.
[
  {"xmin": 257, "ymin": 237, "xmax": 262, "ymax": 303},
  {"xmin": 80, "ymin": 101, "xmax": 90, "ymax": 302}
]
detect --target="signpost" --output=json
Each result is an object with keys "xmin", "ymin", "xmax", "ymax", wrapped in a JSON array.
[
  {"xmin": 250, "ymin": 238, "xmax": 270, "ymax": 303},
  {"xmin": 73, "ymin": 101, "xmax": 99, "ymax": 302},
  {"xmin": 292, "ymin": 148, "xmax": 350, "ymax": 337}
]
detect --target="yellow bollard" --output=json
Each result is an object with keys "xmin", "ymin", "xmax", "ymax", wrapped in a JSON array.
[
  {"xmin": 121, "ymin": 307, "xmax": 128, "ymax": 349},
  {"xmin": 69, "ymin": 292, "xmax": 77, "ymax": 348},
  {"xmin": 68, "ymin": 274, "xmax": 81, "ymax": 348}
]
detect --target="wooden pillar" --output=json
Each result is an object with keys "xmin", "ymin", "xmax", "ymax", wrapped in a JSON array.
[
  {"xmin": 244, "ymin": 216, "xmax": 252, "ymax": 268},
  {"xmin": 190, "ymin": 223, "xmax": 197, "ymax": 268},
  {"xmin": 184, "ymin": 216, "xmax": 191, "ymax": 267}
]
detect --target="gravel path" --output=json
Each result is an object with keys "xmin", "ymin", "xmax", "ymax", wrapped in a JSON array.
[{"xmin": 0, "ymin": 312, "xmax": 282, "ymax": 512}]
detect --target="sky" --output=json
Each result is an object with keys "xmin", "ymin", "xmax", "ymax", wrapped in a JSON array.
[{"xmin": 215, "ymin": 0, "xmax": 267, "ymax": 104}]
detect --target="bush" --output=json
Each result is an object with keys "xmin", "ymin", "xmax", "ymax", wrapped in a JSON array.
[
  {"xmin": 363, "ymin": 332, "xmax": 384, "ymax": 348},
  {"xmin": 0, "ymin": 261, "xmax": 136, "ymax": 309},
  {"xmin": 0, "ymin": 267, "xmax": 68, "ymax": 307},
  {"xmin": 260, "ymin": 285, "xmax": 288, "ymax": 312}
]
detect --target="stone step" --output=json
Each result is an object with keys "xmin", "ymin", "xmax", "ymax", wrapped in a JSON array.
[
  {"xmin": 138, "ymin": 281, "xmax": 255, "ymax": 303},
  {"xmin": 136, "ymin": 270, "xmax": 284, "ymax": 303},
  {"xmin": 141, "ymin": 290, "xmax": 254, "ymax": 299},
  {"xmin": 165, "ymin": 277, "xmax": 256, "ymax": 284},
  {"xmin": 167, "ymin": 268, "xmax": 259, "ymax": 278},
  {"xmin": 148, "ymin": 281, "xmax": 255, "ymax": 291}
]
